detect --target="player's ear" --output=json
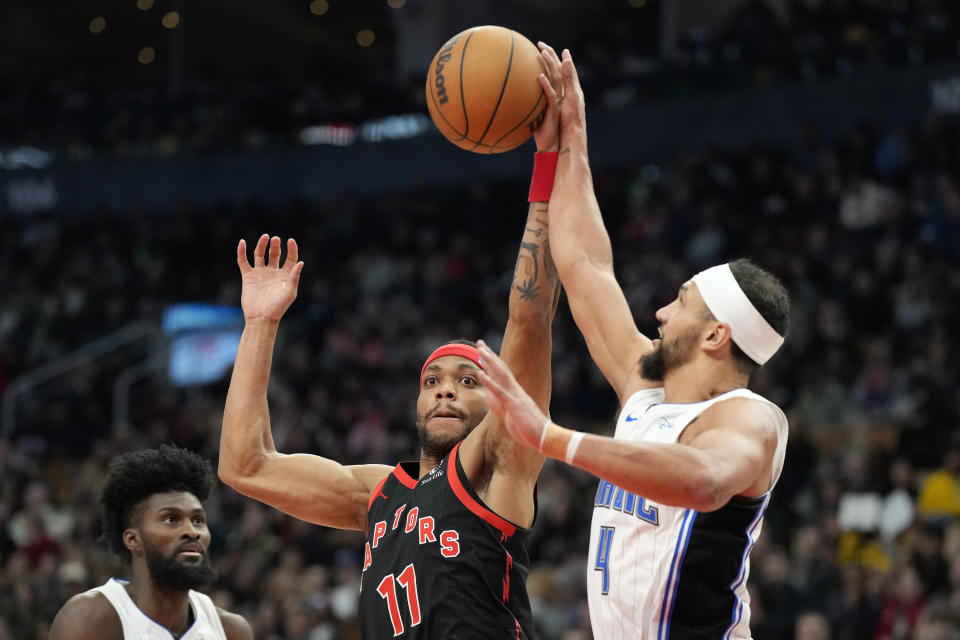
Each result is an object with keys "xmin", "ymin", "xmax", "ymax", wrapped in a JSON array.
[
  {"xmin": 123, "ymin": 529, "xmax": 142, "ymax": 554},
  {"xmin": 702, "ymin": 322, "xmax": 732, "ymax": 356}
]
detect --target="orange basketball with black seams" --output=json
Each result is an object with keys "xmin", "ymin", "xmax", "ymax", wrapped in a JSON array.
[{"xmin": 425, "ymin": 25, "xmax": 546, "ymax": 154}]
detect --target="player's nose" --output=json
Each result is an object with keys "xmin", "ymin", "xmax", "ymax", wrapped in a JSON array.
[
  {"xmin": 655, "ymin": 297, "xmax": 679, "ymax": 324},
  {"xmin": 434, "ymin": 381, "xmax": 456, "ymax": 399}
]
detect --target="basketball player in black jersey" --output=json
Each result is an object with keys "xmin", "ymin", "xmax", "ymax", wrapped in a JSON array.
[{"xmin": 219, "ymin": 47, "xmax": 565, "ymax": 639}]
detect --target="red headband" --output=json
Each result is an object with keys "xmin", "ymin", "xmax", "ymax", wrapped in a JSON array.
[{"xmin": 420, "ymin": 344, "xmax": 482, "ymax": 385}]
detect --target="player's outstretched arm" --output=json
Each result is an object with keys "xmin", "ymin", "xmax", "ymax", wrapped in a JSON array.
[
  {"xmin": 458, "ymin": 47, "xmax": 563, "ymax": 527},
  {"xmin": 493, "ymin": 40, "xmax": 562, "ymax": 442},
  {"xmin": 549, "ymin": 48, "xmax": 654, "ymax": 400},
  {"xmin": 219, "ymin": 235, "xmax": 391, "ymax": 532},
  {"xmin": 477, "ymin": 341, "xmax": 778, "ymax": 511}
]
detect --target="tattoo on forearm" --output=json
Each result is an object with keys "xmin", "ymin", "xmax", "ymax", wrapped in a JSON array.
[
  {"xmin": 514, "ymin": 241, "xmax": 541, "ymax": 300},
  {"xmin": 514, "ymin": 217, "xmax": 557, "ymax": 300}
]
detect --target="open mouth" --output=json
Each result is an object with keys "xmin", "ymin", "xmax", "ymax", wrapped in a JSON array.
[{"xmin": 177, "ymin": 544, "xmax": 204, "ymax": 559}]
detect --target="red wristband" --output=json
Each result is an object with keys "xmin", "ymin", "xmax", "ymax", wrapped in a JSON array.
[{"xmin": 528, "ymin": 151, "xmax": 559, "ymax": 202}]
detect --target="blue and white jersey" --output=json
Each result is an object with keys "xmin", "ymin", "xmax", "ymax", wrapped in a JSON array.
[
  {"xmin": 91, "ymin": 578, "xmax": 227, "ymax": 639},
  {"xmin": 586, "ymin": 387, "xmax": 788, "ymax": 640}
]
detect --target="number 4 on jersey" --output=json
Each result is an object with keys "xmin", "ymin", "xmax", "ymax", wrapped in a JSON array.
[
  {"xmin": 377, "ymin": 563, "xmax": 421, "ymax": 636},
  {"xmin": 595, "ymin": 526, "xmax": 615, "ymax": 595}
]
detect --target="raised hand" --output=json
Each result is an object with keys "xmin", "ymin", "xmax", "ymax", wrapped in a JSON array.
[
  {"xmin": 476, "ymin": 340, "xmax": 549, "ymax": 451},
  {"xmin": 534, "ymin": 42, "xmax": 564, "ymax": 152},
  {"xmin": 236, "ymin": 234, "xmax": 305, "ymax": 322},
  {"xmin": 558, "ymin": 48, "xmax": 587, "ymax": 149}
]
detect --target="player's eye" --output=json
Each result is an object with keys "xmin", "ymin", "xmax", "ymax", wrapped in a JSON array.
[
  {"xmin": 423, "ymin": 377, "xmax": 438, "ymax": 387},
  {"xmin": 460, "ymin": 376, "xmax": 477, "ymax": 386}
]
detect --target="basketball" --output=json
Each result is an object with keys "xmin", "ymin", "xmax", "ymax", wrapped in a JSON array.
[{"xmin": 425, "ymin": 25, "xmax": 547, "ymax": 154}]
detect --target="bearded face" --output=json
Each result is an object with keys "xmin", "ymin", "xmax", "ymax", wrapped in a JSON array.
[
  {"xmin": 143, "ymin": 537, "xmax": 218, "ymax": 591},
  {"xmin": 131, "ymin": 492, "xmax": 218, "ymax": 591},
  {"xmin": 416, "ymin": 408, "xmax": 486, "ymax": 460},
  {"xmin": 639, "ymin": 326, "xmax": 701, "ymax": 382},
  {"xmin": 416, "ymin": 355, "xmax": 489, "ymax": 460}
]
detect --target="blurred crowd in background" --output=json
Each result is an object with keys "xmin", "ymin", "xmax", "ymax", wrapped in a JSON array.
[
  {"xmin": 3, "ymin": 0, "xmax": 960, "ymax": 160},
  {"xmin": 3, "ymin": 1, "xmax": 960, "ymax": 640}
]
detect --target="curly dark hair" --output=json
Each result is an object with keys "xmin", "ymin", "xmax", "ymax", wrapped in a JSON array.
[
  {"xmin": 727, "ymin": 258, "xmax": 791, "ymax": 374},
  {"xmin": 98, "ymin": 444, "xmax": 215, "ymax": 561}
]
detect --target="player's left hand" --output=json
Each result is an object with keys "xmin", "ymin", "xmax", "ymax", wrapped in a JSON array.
[
  {"xmin": 533, "ymin": 42, "xmax": 563, "ymax": 153},
  {"xmin": 476, "ymin": 339, "xmax": 549, "ymax": 451}
]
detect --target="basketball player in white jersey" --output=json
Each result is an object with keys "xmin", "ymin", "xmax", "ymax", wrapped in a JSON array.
[
  {"xmin": 49, "ymin": 445, "xmax": 251, "ymax": 640},
  {"xmin": 474, "ymin": 47, "xmax": 791, "ymax": 639}
]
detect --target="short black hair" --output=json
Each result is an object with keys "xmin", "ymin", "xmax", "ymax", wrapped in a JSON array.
[
  {"xmin": 727, "ymin": 258, "xmax": 791, "ymax": 374},
  {"xmin": 99, "ymin": 444, "xmax": 215, "ymax": 561},
  {"xmin": 444, "ymin": 338, "xmax": 478, "ymax": 348}
]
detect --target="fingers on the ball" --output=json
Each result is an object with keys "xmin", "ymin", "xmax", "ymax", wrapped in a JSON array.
[
  {"xmin": 538, "ymin": 74, "xmax": 557, "ymax": 104},
  {"xmin": 539, "ymin": 41, "xmax": 560, "ymax": 61}
]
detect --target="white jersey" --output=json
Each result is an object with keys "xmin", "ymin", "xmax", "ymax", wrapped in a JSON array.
[
  {"xmin": 587, "ymin": 387, "xmax": 788, "ymax": 640},
  {"xmin": 89, "ymin": 577, "xmax": 228, "ymax": 639}
]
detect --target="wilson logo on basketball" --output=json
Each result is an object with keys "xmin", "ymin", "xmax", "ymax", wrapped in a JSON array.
[
  {"xmin": 425, "ymin": 25, "xmax": 547, "ymax": 154},
  {"xmin": 433, "ymin": 37, "xmax": 459, "ymax": 106}
]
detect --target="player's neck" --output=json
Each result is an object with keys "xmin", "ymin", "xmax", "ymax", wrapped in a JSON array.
[
  {"xmin": 418, "ymin": 455, "xmax": 442, "ymax": 479},
  {"xmin": 662, "ymin": 357, "xmax": 748, "ymax": 404},
  {"xmin": 128, "ymin": 568, "xmax": 194, "ymax": 636}
]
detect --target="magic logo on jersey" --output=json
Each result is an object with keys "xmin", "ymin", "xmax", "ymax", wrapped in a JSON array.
[{"xmin": 594, "ymin": 479, "xmax": 659, "ymax": 525}]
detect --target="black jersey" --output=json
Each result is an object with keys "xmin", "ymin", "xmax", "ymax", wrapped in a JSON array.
[{"xmin": 359, "ymin": 441, "xmax": 535, "ymax": 639}]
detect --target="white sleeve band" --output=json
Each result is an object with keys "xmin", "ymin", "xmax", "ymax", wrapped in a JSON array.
[
  {"xmin": 538, "ymin": 419, "xmax": 550, "ymax": 452},
  {"xmin": 564, "ymin": 431, "xmax": 585, "ymax": 464}
]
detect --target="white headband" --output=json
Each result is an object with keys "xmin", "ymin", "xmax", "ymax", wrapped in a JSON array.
[{"xmin": 691, "ymin": 264, "xmax": 784, "ymax": 365}]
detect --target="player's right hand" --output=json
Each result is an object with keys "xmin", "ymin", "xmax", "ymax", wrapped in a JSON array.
[
  {"xmin": 236, "ymin": 234, "xmax": 305, "ymax": 323},
  {"xmin": 558, "ymin": 48, "xmax": 587, "ymax": 149},
  {"xmin": 534, "ymin": 42, "xmax": 563, "ymax": 153}
]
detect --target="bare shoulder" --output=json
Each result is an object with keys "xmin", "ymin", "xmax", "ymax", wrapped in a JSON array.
[
  {"xmin": 218, "ymin": 607, "xmax": 254, "ymax": 640},
  {"xmin": 696, "ymin": 395, "xmax": 781, "ymax": 442},
  {"xmin": 49, "ymin": 591, "xmax": 122, "ymax": 640},
  {"xmin": 346, "ymin": 463, "xmax": 395, "ymax": 493}
]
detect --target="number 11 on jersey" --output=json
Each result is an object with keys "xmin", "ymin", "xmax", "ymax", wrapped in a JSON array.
[
  {"xmin": 595, "ymin": 526, "xmax": 615, "ymax": 595},
  {"xmin": 377, "ymin": 563, "xmax": 421, "ymax": 636}
]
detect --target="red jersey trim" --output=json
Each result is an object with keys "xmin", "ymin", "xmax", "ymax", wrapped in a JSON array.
[
  {"xmin": 393, "ymin": 463, "xmax": 418, "ymax": 489},
  {"xmin": 446, "ymin": 442, "xmax": 517, "ymax": 538},
  {"xmin": 367, "ymin": 474, "xmax": 390, "ymax": 511}
]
